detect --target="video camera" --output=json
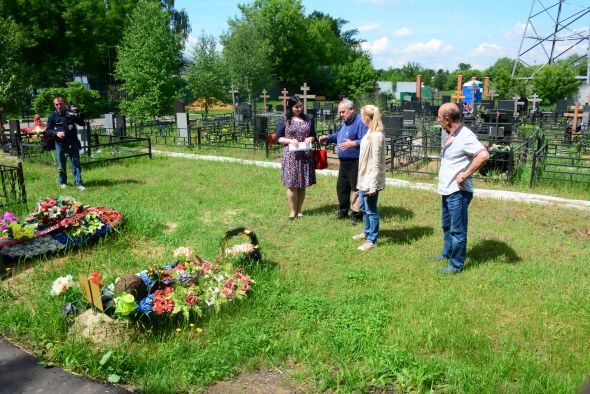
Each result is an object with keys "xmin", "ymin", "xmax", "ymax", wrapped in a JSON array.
[{"xmin": 65, "ymin": 105, "xmax": 81, "ymax": 120}]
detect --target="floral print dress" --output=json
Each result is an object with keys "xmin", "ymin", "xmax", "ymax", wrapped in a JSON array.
[{"xmin": 280, "ymin": 119, "xmax": 316, "ymax": 188}]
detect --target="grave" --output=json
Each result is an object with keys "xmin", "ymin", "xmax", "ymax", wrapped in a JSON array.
[
  {"xmin": 236, "ymin": 102, "xmax": 252, "ymax": 124},
  {"xmin": 173, "ymin": 99, "xmax": 185, "ymax": 122},
  {"xmin": 299, "ymin": 82, "xmax": 315, "ymax": 115},
  {"xmin": 177, "ymin": 112, "xmax": 191, "ymax": 146},
  {"xmin": 259, "ymin": 89, "xmax": 270, "ymax": 113}
]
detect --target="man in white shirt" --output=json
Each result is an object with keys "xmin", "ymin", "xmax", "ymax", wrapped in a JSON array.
[{"xmin": 435, "ymin": 103, "xmax": 489, "ymax": 273}]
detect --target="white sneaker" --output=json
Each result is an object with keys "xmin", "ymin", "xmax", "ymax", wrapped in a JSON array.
[
  {"xmin": 352, "ymin": 233, "xmax": 366, "ymax": 240},
  {"xmin": 358, "ymin": 241, "xmax": 375, "ymax": 251},
  {"xmin": 77, "ymin": 185, "xmax": 86, "ymax": 191},
  {"xmin": 60, "ymin": 184, "xmax": 67, "ymax": 189}
]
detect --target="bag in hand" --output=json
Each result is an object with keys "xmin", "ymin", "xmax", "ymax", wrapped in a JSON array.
[{"xmin": 313, "ymin": 145, "xmax": 328, "ymax": 170}]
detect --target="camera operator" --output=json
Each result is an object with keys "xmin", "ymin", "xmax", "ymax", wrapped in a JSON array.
[{"xmin": 46, "ymin": 95, "xmax": 86, "ymax": 190}]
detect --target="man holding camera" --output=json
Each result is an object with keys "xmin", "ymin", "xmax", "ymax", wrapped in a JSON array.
[{"xmin": 46, "ymin": 96, "xmax": 86, "ymax": 190}]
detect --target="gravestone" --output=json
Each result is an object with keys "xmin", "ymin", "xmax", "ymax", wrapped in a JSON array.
[
  {"xmin": 402, "ymin": 110, "xmax": 416, "ymax": 127},
  {"xmin": 177, "ymin": 112, "xmax": 191, "ymax": 146},
  {"xmin": 323, "ymin": 102, "xmax": 334, "ymax": 120},
  {"xmin": 275, "ymin": 104, "xmax": 284, "ymax": 113},
  {"xmin": 481, "ymin": 100, "xmax": 494, "ymax": 110},
  {"xmin": 382, "ymin": 115, "xmax": 403, "ymax": 138},
  {"xmin": 236, "ymin": 102, "xmax": 252, "ymax": 123},
  {"xmin": 497, "ymin": 100, "xmax": 513, "ymax": 112},
  {"xmin": 442, "ymin": 95, "xmax": 451, "ymax": 104},
  {"xmin": 114, "ymin": 114, "xmax": 126, "ymax": 136},
  {"xmin": 104, "ymin": 113, "xmax": 115, "ymax": 135},
  {"xmin": 556, "ymin": 99, "xmax": 568, "ymax": 115},
  {"xmin": 8, "ymin": 120, "xmax": 21, "ymax": 155},
  {"xmin": 173, "ymin": 99, "xmax": 185, "ymax": 122},
  {"xmin": 78, "ymin": 122, "xmax": 90, "ymax": 150},
  {"xmin": 251, "ymin": 116, "xmax": 268, "ymax": 142}
]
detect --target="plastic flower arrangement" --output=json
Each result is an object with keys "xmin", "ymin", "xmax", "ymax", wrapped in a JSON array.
[
  {"xmin": 97, "ymin": 247, "xmax": 255, "ymax": 322},
  {"xmin": 1, "ymin": 212, "xmax": 36, "ymax": 240},
  {"xmin": 50, "ymin": 274, "xmax": 77, "ymax": 296},
  {"xmin": 28, "ymin": 196, "xmax": 86, "ymax": 225}
]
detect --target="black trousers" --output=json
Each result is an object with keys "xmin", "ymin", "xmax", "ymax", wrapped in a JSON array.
[{"xmin": 337, "ymin": 158, "xmax": 360, "ymax": 216}]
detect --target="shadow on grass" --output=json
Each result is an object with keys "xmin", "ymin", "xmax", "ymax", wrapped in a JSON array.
[
  {"xmin": 466, "ymin": 239, "xmax": 521, "ymax": 269},
  {"xmin": 379, "ymin": 226, "xmax": 434, "ymax": 245},
  {"xmin": 304, "ymin": 204, "xmax": 339, "ymax": 217},
  {"xmin": 83, "ymin": 178, "xmax": 143, "ymax": 187},
  {"xmin": 379, "ymin": 205, "xmax": 414, "ymax": 220}
]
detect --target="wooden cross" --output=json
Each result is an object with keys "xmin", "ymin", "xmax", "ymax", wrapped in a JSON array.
[
  {"xmin": 279, "ymin": 88, "xmax": 289, "ymax": 114},
  {"xmin": 452, "ymin": 74, "xmax": 464, "ymax": 103},
  {"xmin": 512, "ymin": 95, "xmax": 524, "ymax": 117},
  {"xmin": 299, "ymin": 82, "xmax": 315, "ymax": 114},
  {"xmin": 528, "ymin": 93, "xmax": 542, "ymax": 112},
  {"xmin": 564, "ymin": 103, "xmax": 582, "ymax": 136},
  {"xmin": 259, "ymin": 89, "xmax": 270, "ymax": 111},
  {"xmin": 229, "ymin": 85, "xmax": 238, "ymax": 113}
]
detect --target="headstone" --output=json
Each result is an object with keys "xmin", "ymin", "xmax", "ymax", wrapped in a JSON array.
[
  {"xmin": 442, "ymin": 95, "xmax": 451, "ymax": 104},
  {"xmin": 251, "ymin": 116, "xmax": 268, "ymax": 142},
  {"xmin": 275, "ymin": 104, "xmax": 284, "ymax": 113},
  {"xmin": 481, "ymin": 100, "xmax": 494, "ymax": 111},
  {"xmin": 173, "ymin": 99, "xmax": 185, "ymax": 117},
  {"xmin": 556, "ymin": 99, "xmax": 568, "ymax": 115},
  {"xmin": 104, "ymin": 113, "xmax": 115, "ymax": 135},
  {"xmin": 78, "ymin": 122, "xmax": 89, "ymax": 149},
  {"xmin": 236, "ymin": 102, "xmax": 252, "ymax": 123},
  {"xmin": 498, "ymin": 100, "xmax": 513, "ymax": 112},
  {"xmin": 177, "ymin": 112, "xmax": 191, "ymax": 145},
  {"xmin": 402, "ymin": 110, "xmax": 416, "ymax": 127},
  {"xmin": 382, "ymin": 115, "xmax": 403, "ymax": 138},
  {"xmin": 114, "ymin": 114, "xmax": 126, "ymax": 136},
  {"xmin": 279, "ymin": 88, "xmax": 290, "ymax": 115},
  {"xmin": 323, "ymin": 102, "xmax": 334, "ymax": 120}
]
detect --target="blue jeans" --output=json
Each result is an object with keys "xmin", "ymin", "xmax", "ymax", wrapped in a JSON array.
[
  {"xmin": 441, "ymin": 190, "xmax": 473, "ymax": 270},
  {"xmin": 359, "ymin": 190, "xmax": 379, "ymax": 243},
  {"xmin": 55, "ymin": 142, "xmax": 83, "ymax": 187}
]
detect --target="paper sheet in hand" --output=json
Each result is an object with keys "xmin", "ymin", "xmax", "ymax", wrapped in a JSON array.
[{"xmin": 289, "ymin": 142, "xmax": 312, "ymax": 151}]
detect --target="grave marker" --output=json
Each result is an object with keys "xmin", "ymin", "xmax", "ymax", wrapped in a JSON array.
[
  {"xmin": 259, "ymin": 89, "xmax": 270, "ymax": 112},
  {"xmin": 299, "ymin": 82, "xmax": 315, "ymax": 114},
  {"xmin": 488, "ymin": 89, "xmax": 496, "ymax": 101},
  {"xmin": 177, "ymin": 112, "xmax": 191, "ymax": 146},
  {"xmin": 528, "ymin": 93, "xmax": 542, "ymax": 112},
  {"xmin": 279, "ymin": 88, "xmax": 290, "ymax": 115},
  {"xmin": 512, "ymin": 95, "xmax": 524, "ymax": 117},
  {"xmin": 416, "ymin": 75, "xmax": 421, "ymax": 101},
  {"xmin": 229, "ymin": 85, "xmax": 238, "ymax": 114},
  {"xmin": 564, "ymin": 103, "xmax": 582, "ymax": 136},
  {"xmin": 483, "ymin": 77, "xmax": 490, "ymax": 99},
  {"xmin": 452, "ymin": 74, "xmax": 464, "ymax": 103}
]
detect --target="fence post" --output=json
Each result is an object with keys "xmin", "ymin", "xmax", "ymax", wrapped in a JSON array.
[
  {"xmin": 85, "ymin": 121, "xmax": 91, "ymax": 158},
  {"xmin": 529, "ymin": 147, "xmax": 537, "ymax": 189},
  {"xmin": 17, "ymin": 161, "xmax": 27, "ymax": 205},
  {"xmin": 148, "ymin": 137, "xmax": 152, "ymax": 159}
]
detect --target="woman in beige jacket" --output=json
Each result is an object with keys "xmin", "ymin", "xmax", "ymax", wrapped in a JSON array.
[{"xmin": 353, "ymin": 105, "xmax": 386, "ymax": 250}]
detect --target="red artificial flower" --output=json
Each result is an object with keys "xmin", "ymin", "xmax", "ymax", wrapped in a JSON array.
[
  {"xmin": 152, "ymin": 295, "xmax": 175, "ymax": 314},
  {"xmin": 185, "ymin": 292, "xmax": 199, "ymax": 306},
  {"xmin": 222, "ymin": 287, "xmax": 233, "ymax": 298},
  {"xmin": 89, "ymin": 272, "xmax": 104, "ymax": 288}
]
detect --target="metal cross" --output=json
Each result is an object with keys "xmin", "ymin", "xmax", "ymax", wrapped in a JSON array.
[
  {"xmin": 527, "ymin": 93, "xmax": 542, "ymax": 112},
  {"xmin": 299, "ymin": 82, "xmax": 315, "ymax": 114},
  {"xmin": 512, "ymin": 95, "xmax": 524, "ymax": 117},
  {"xmin": 259, "ymin": 89, "xmax": 270, "ymax": 111}
]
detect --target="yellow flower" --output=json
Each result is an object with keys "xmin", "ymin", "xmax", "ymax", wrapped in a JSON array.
[
  {"xmin": 196, "ymin": 327, "xmax": 203, "ymax": 333},
  {"xmin": 176, "ymin": 328, "xmax": 182, "ymax": 333},
  {"xmin": 189, "ymin": 323, "xmax": 195, "ymax": 328}
]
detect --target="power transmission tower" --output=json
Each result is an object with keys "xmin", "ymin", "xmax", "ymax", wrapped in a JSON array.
[{"xmin": 512, "ymin": 0, "xmax": 590, "ymax": 83}]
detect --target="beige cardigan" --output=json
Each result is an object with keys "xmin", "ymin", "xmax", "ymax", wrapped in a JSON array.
[{"xmin": 357, "ymin": 131, "xmax": 386, "ymax": 192}]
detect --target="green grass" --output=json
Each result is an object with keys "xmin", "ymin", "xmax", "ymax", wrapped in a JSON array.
[{"xmin": 1, "ymin": 155, "xmax": 590, "ymax": 393}]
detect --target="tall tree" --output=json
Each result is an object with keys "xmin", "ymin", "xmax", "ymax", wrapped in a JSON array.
[
  {"xmin": 115, "ymin": 0, "xmax": 182, "ymax": 121},
  {"xmin": 532, "ymin": 64, "xmax": 579, "ymax": 104},
  {"xmin": 185, "ymin": 33, "xmax": 228, "ymax": 115},
  {"xmin": 0, "ymin": 17, "xmax": 31, "ymax": 113},
  {"xmin": 333, "ymin": 53, "xmax": 377, "ymax": 100}
]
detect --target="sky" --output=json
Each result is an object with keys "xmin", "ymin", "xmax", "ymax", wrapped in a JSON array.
[{"xmin": 175, "ymin": 0, "xmax": 590, "ymax": 71}]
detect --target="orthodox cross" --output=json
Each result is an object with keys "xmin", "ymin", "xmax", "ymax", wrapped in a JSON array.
[
  {"xmin": 452, "ymin": 74, "xmax": 464, "ymax": 103},
  {"xmin": 229, "ymin": 85, "xmax": 238, "ymax": 113},
  {"xmin": 299, "ymin": 82, "xmax": 315, "ymax": 114},
  {"xmin": 279, "ymin": 88, "xmax": 290, "ymax": 115},
  {"xmin": 512, "ymin": 95, "xmax": 524, "ymax": 117},
  {"xmin": 488, "ymin": 89, "xmax": 497, "ymax": 101},
  {"xmin": 528, "ymin": 93, "xmax": 542, "ymax": 112},
  {"xmin": 564, "ymin": 103, "xmax": 582, "ymax": 136},
  {"xmin": 259, "ymin": 89, "xmax": 270, "ymax": 111}
]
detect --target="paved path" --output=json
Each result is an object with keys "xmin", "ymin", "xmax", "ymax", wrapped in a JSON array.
[
  {"xmin": 0, "ymin": 337, "xmax": 131, "ymax": 394},
  {"xmin": 154, "ymin": 150, "xmax": 590, "ymax": 211}
]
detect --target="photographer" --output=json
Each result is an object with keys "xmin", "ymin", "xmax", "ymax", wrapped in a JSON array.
[{"xmin": 46, "ymin": 96, "xmax": 86, "ymax": 190}]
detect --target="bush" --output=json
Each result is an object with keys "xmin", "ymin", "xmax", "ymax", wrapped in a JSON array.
[{"xmin": 32, "ymin": 82, "xmax": 102, "ymax": 118}]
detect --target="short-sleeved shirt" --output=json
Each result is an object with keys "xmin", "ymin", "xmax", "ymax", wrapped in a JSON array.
[{"xmin": 437, "ymin": 124, "xmax": 486, "ymax": 195}]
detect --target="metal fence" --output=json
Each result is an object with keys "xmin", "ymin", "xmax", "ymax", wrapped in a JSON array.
[{"xmin": 0, "ymin": 162, "xmax": 26, "ymax": 207}]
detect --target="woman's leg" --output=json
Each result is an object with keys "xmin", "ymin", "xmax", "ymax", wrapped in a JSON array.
[
  {"xmin": 296, "ymin": 187, "xmax": 306, "ymax": 216},
  {"xmin": 287, "ymin": 188, "xmax": 298, "ymax": 218}
]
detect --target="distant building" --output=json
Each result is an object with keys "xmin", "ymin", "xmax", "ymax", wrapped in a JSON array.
[{"xmin": 376, "ymin": 81, "xmax": 393, "ymax": 95}]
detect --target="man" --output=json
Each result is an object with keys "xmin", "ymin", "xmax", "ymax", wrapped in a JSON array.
[
  {"xmin": 435, "ymin": 102, "xmax": 489, "ymax": 273},
  {"xmin": 319, "ymin": 99, "xmax": 367, "ymax": 223},
  {"xmin": 46, "ymin": 96, "xmax": 86, "ymax": 190}
]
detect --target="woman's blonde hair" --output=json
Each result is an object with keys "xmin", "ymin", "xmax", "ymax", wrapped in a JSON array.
[{"xmin": 360, "ymin": 105, "xmax": 384, "ymax": 138}]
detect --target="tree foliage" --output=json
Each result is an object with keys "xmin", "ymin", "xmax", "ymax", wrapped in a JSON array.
[
  {"xmin": 31, "ymin": 81, "xmax": 101, "ymax": 117},
  {"xmin": 185, "ymin": 33, "xmax": 228, "ymax": 114},
  {"xmin": 532, "ymin": 64, "xmax": 580, "ymax": 104},
  {"xmin": 0, "ymin": 17, "xmax": 30, "ymax": 112},
  {"xmin": 115, "ymin": 0, "xmax": 183, "ymax": 121}
]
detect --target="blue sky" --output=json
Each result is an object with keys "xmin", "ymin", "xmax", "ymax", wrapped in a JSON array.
[{"xmin": 175, "ymin": 0, "xmax": 589, "ymax": 71}]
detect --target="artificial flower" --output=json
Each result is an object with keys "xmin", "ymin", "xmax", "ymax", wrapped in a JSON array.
[
  {"xmin": 114, "ymin": 292, "xmax": 137, "ymax": 316},
  {"xmin": 50, "ymin": 275, "xmax": 76, "ymax": 296}
]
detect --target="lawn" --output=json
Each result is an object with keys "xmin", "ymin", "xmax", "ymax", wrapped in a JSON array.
[{"xmin": 1, "ymin": 154, "xmax": 589, "ymax": 393}]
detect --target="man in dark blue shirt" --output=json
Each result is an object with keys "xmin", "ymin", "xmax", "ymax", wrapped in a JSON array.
[
  {"xmin": 46, "ymin": 96, "xmax": 86, "ymax": 190},
  {"xmin": 319, "ymin": 99, "xmax": 368, "ymax": 223}
]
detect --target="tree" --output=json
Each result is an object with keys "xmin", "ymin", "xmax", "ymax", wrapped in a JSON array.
[
  {"xmin": 532, "ymin": 64, "xmax": 579, "ymax": 104},
  {"xmin": 484, "ymin": 57, "xmax": 528, "ymax": 99},
  {"xmin": 115, "ymin": 0, "xmax": 183, "ymax": 121},
  {"xmin": 431, "ymin": 69, "xmax": 449, "ymax": 91},
  {"xmin": 458, "ymin": 63, "xmax": 471, "ymax": 71},
  {"xmin": 185, "ymin": 33, "xmax": 227, "ymax": 115},
  {"xmin": 333, "ymin": 53, "xmax": 377, "ymax": 101},
  {"xmin": 221, "ymin": 23, "xmax": 272, "ymax": 101},
  {"xmin": 0, "ymin": 17, "xmax": 31, "ymax": 114},
  {"xmin": 32, "ymin": 81, "xmax": 101, "ymax": 117}
]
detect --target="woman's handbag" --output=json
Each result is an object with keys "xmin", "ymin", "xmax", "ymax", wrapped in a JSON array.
[{"xmin": 313, "ymin": 142, "xmax": 328, "ymax": 170}]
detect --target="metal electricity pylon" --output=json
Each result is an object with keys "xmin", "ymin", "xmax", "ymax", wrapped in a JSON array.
[{"xmin": 512, "ymin": 0, "xmax": 590, "ymax": 82}]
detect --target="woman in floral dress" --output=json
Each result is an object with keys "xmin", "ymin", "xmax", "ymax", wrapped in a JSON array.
[{"xmin": 275, "ymin": 95, "xmax": 317, "ymax": 220}]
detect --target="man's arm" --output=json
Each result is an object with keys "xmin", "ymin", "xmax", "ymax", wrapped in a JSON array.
[{"xmin": 456, "ymin": 150, "xmax": 490, "ymax": 187}]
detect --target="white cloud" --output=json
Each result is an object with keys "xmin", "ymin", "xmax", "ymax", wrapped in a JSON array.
[
  {"xmin": 360, "ymin": 36, "xmax": 390, "ymax": 55},
  {"xmin": 358, "ymin": 22, "xmax": 380, "ymax": 32},
  {"xmin": 394, "ymin": 27, "xmax": 411, "ymax": 37},
  {"xmin": 472, "ymin": 43, "xmax": 503, "ymax": 56},
  {"xmin": 504, "ymin": 22, "xmax": 527, "ymax": 41},
  {"xmin": 401, "ymin": 39, "xmax": 453, "ymax": 55}
]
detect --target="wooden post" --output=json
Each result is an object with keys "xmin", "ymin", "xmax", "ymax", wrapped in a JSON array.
[
  {"xmin": 259, "ymin": 89, "xmax": 270, "ymax": 111},
  {"xmin": 483, "ymin": 77, "xmax": 489, "ymax": 99},
  {"xmin": 453, "ymin": 74, "xmax": 463, "ymax": 103},
  {"xmin": 299, "ymin": 82, "xmax": 315, "ymax": 114},
  {"xmin": 564, "ymin": 103, "xmax": 582, "ymax": 136},
  {"xmin": 416, "ymin": 74, "xmax": 421, "ymax": 101},
  {"xmin": 229, "ymin": 85, "xmax": 238, "ymax": 114},
  {"xmin": 279, "ymin": 88, "xmax": 289, "ymax": 115}
]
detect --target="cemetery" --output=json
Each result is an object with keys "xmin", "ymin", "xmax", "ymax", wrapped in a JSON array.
[{"xmin": 1, "ymin": 0, "xmax": 590, "ymax": 393}]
